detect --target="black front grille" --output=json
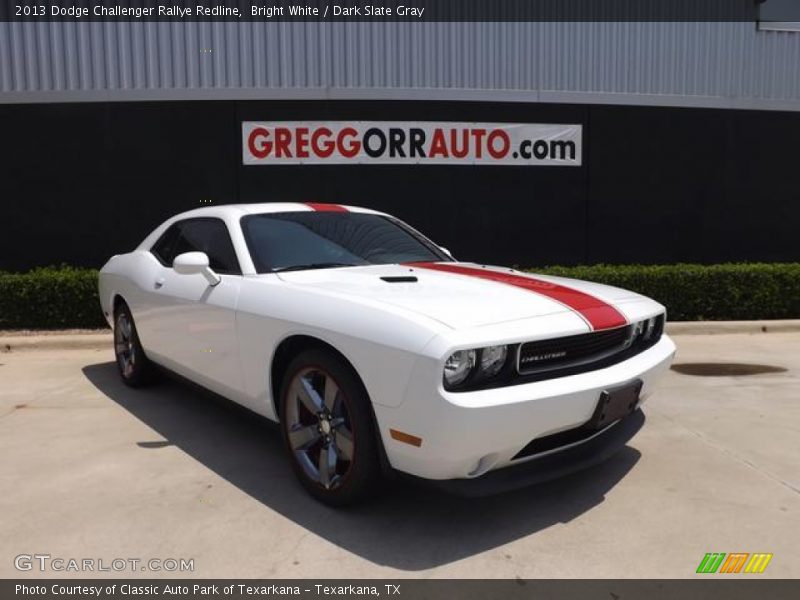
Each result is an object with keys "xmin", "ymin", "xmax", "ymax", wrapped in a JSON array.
[
  {"xmin": 513, "ymin": 411, "xmax": 634, "ymax": 460},
  {"xmin": 447, "ymin": 314, "xmax": 664, "ymax": 392},
  {"xmin": 518, "ymin": 325, "xmax": 632, "ymax": 375}
]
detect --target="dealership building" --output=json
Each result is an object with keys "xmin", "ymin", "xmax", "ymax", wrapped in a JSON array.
[{"xmin": 2, "ymin": 10, "xmax": 800, "ymax": 270}]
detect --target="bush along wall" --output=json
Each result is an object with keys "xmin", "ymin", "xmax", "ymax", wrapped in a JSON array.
[
  {"xmin": 0, "ymin": 263, "xmax": 798, "ymax": 330},
  {"xmin": 0, "ymin": 266, "xmax": 106, "ymax": 329},
  {"xmin": 529, "ymin": 263, "xmax": 800, "ymax": 322}
]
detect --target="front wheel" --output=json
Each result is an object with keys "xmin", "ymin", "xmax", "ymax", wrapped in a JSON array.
[
  {"xmin": 114, "ymin": 301, "xmax": 157, "ymax": 387},
  {"xmin": 279, "ymin": 348, "xmax": 381, "ymax": 506}
]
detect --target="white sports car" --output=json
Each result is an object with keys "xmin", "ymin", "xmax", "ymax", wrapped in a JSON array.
[{"xmin": 98, "ymin": 203, "xmax": 675, "ymax": 504}]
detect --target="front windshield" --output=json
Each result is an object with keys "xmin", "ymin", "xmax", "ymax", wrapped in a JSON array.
[{"xmin": 241, "ymin": 212, "xmax": 449, "ymax": 273}]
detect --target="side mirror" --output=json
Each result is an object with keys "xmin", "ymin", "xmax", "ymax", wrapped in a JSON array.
[
  {"xmin": 439, "ymin": 246, "xmax": 454, "ymax": 259},
  {"xmin": 173, "ymin": 252, "xmax": 221, "ymax": 286}
]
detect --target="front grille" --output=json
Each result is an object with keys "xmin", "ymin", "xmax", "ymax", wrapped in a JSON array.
[
  {"xmin": 513, "ymin": 412, "xmax": 629, "ymax": 460},
  {"xmin": 517, "ymin": 325, "xmax": 632, "ymax": 375},
  {"xmin": 447, "ymin": 314, "xmax": 664, "ymax": 392},
  {"xmin": 513, "ymin": 423, "xmax": 606, "ymax": 460}
]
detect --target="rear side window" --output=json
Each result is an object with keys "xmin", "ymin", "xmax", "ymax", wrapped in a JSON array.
[
  {"xmin": 150, "ymin": 218, "xmax": 241, "ymax": 275},
  {"xmin": 151, "ymin": 225, "xmax": 180, "ymax": 266}
]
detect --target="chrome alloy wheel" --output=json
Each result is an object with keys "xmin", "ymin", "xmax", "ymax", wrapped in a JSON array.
[
  {"xmin": 114, "ymin": 312, "xmax": 136, "ymax": 378},
  {"xmin": 285, "ymin": 367, "xmax": 355, "ymax": 490}
]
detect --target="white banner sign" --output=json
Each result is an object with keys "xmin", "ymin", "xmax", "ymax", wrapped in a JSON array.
[{"xmin": 242, "ymin": 121, "xmax": 582, "ymax": 166}]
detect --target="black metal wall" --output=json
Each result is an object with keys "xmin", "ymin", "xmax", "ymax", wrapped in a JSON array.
[{"xmin": 1, "ymin": 100, "xmax": 798, "ymax": 271}]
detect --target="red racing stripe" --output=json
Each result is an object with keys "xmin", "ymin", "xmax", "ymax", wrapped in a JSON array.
[
  {"xmin": 410, "ymin": 262, "xmax": 627, "ymax": 331},
  {"xmin": 305, "ymin": 202, "xmax": 348, "ymax": 212}
]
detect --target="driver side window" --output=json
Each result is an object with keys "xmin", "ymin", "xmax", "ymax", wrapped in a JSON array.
[{"xmin": 150, "ymin": 218, "xmax": 241, "ymax": 275}]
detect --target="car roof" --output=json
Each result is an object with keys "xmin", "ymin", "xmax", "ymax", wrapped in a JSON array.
[{"xmin": 166, "ymin": 202, "xmax": 386, "ymax": 221}]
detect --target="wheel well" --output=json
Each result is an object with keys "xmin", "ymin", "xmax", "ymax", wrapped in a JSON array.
[
  {"xmin": 112, "ymin": 295, "xmax": 126, "ymax": 315},
  {"xmin": 270, "ymin": 335, "xmax": 361, "ymax": 417},
  {"xmin": 269, "ymin": 334, "xmax": 393, "ymax": 475}
]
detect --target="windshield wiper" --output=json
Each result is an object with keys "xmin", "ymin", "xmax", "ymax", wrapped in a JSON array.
[{"xmin": 272, "ymin": 262, "xmax": 360, "ymax": 273}]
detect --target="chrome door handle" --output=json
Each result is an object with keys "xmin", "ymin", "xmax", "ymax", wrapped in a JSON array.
[{"xmin": 154, "ymin": 278, "xmax": 165, "ymax": 289}]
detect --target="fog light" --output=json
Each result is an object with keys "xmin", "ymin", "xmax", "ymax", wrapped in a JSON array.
[{"xmin": 467, "ymin": 453, "xmax": 500, "ymax": 477}]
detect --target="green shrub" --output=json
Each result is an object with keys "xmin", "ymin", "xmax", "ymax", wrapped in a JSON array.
[
  {"xmin": 528, "ymin": 263, "xmax": 800, "ymax": 321},
  {"xmin": 0, "ymin": 266, "xmax": 106, "ymax": 329},
  {"xmin": 0, "ymin": 263, "xmax": 798, "ymax": 330}
]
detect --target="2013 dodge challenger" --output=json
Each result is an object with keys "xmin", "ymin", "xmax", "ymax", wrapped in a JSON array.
[{"xmin": 98, "ymin": 203, "xmax": 675, "ymax": 505}]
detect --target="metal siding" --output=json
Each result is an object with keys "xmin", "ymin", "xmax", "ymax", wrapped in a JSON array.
[{"xmin": 2, "ymin": 21, "xmax": 800, "ymax": 109}]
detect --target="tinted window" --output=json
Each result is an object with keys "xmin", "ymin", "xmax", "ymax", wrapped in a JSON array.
[
  {"xmin": 241, "ymin": 212, "xmax": 448, "ymax": 273},
  {"xmin": 150, "ymin": 218, "xmax": 241, "ymax": 275},
  {"xmin": 151, "ymin": 225, "xmax": 180, "ymax": 266}
]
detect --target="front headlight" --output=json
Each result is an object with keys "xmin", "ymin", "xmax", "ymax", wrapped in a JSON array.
[
  {"xmin": 643, "ymin": 316, "xmax": 658, "ymax": 341},
  {"xmin": 444, "ymin": 349, "xmax": 476, "ymax": 387},
  {"xmin": 444, "ymin": 345, "xmax": 510, "ymax": 388},
  {"xmin": 479, "ymin": 345, "xmax": 508, "ymax": 378}
]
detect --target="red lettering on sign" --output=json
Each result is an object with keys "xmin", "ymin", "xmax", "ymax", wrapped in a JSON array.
[
  {"xmin": 295, "ymin": 127, "xmax": 310, "ymax": 158},
  {"xmin": 472, "ymin": 129, "xmax": 487, "ymax": 159},
  {"xmin": 450, "ymin": 129, "xmax": 469, "ymax": 158},
  {"xmin": 487, "ymin": 129, "xmax": 511, "ymax": 159},
  {"xmin": 247, "ymin": 127, "xmax": 272, "ymax": 159},
  {"xmin": 275, "ymin": 128, "xmax": 293, "ymax": 158},
  {"xmin": 338, "ymin": 127, "xmax": 361, "ymax": 158},
  {"xmin": 312, "ymin": 127, "xmax": 335, "ymax": 157},
  {"xmin": 429, "ymin": 129, "xmax": 449, "ymax": 158}
]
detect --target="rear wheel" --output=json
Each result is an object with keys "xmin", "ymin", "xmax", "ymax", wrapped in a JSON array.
[
  {"xmin": 279, "ymin": 348, "xmax": 381, "ymax": 506},
  {"xmin": 114, "ymin": 301, "xmax": 156, "ymax": 387}
]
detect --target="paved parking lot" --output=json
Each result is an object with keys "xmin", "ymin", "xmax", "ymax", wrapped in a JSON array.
[{"xmin": 1, "ymin": 331, "xmax": 798, "ymax": 578}]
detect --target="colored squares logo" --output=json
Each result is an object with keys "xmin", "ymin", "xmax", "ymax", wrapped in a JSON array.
[{"xmin": 697, "ymin": 553, "xmax": 773, "ymax": 574}]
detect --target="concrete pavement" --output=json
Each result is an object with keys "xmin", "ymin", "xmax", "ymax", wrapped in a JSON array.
[{"xmin": 0, "ymin": 332, "xmax": 798, "ymax": 578}]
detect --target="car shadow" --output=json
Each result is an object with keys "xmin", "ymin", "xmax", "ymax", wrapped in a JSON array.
[{"xmin": 82, "ymin": 361, "xmax": 641, "ymax": 571}]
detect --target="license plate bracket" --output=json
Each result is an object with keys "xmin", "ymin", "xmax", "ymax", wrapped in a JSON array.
[{"xmin": 589, "ymin": 379, "xmax": 643, "ymax": 430}]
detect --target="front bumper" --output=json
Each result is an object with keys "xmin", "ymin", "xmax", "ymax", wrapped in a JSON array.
[
  {"xmin": 374, "ymin": 334, "xmax": 675, "ymax": 481},
  {"xmin": 405, "ymin": 409, "xmax": 645, "ymax": 497}
]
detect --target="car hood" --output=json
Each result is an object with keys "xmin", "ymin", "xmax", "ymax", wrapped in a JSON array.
[{"xmin": 275, "ymin": 262, "xmax": 645, "ymax": 330}]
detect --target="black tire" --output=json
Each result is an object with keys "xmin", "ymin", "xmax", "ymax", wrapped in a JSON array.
[
  {"xmin": 113, "ymin": 301, "xmax": 157, "ymax": 387},
  {"xmin": 279, "ymin": 348, "xmax": 382, "ymax": 506}
]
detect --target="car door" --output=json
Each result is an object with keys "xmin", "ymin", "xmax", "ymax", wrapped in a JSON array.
[{"xmin": 142, "ymin": 217, "xmax": 244, "ymax": 398}]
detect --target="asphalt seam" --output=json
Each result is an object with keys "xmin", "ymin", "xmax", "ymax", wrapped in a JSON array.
[{"xmin": 649, "ymin": 406, "xmax": 800, "ymax": 497}]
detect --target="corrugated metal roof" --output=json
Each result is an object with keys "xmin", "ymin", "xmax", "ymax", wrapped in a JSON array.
[{"xmin": 2, "ymin": 21, "xmax": 800, "ymax": 110}]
